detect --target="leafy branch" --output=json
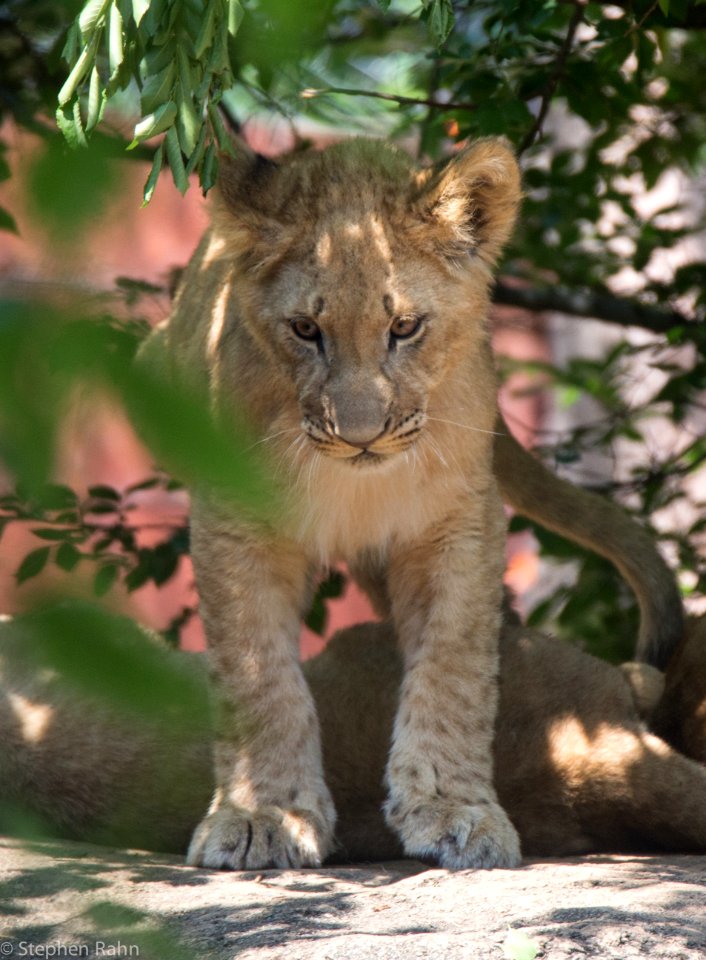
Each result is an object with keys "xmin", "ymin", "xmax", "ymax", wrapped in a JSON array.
[
  {"xmin": 58, "ymin": 0, "xmax": 244, "ymax": 201},
  {"xmin": 1, "ymin": 477, "xmax": 188, "ymax": 597}
]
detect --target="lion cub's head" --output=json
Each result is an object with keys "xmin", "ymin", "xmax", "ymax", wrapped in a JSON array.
[{"xmin": 212, "ymin": 138, "xmax": 521, "ymax": 470}]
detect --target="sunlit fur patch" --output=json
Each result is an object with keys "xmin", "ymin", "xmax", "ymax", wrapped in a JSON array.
[
  {"xmin": 8, "ymin": 691, "xmax": 53, "ymax": 745},
  {"xmin": 302, "ymin": 411, "xmax": 426, "ymax": 464}
]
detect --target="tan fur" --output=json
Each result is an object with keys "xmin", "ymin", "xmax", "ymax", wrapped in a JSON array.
[
  {"xmin": 2, "ymin": 609, "xmax": 705, "ymax": 860},
  {"xmin": 494, "ymin": 432, "xmax": 682, "ymax": 668},
  {"xmin": 651, "ymin": 615, "xmax": 706, "ymax": 763},
  {"xmin": 620, "ymin": 662, "xmax": 666, "ymax": 719},
  {"xmin": 141, "ymin": 136, "xmax": 682, "ymax": 871}
]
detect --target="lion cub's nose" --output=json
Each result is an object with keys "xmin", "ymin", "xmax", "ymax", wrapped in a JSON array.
[
  {"xmin": 331, "ymin": 413, "xmax": 391, "ymax": 449},
  {"xmin": 333, "ymin": 420, "xmax": 389, "ymax": 449},
  {"xmin": 327, "ymin": 375, "xmax": 393, "ymax": 448}
]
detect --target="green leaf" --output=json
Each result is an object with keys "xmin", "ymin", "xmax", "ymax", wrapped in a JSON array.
[
  {"xmin": 305, "ymin": 571, "xmax": 345, "ymax": 634},
  {"xmin": 185, "ymin": 123, "xmax": 207, "ymax": 176},
  {"xmin": 142, "ymin": 143, "xmax": 164, "ymax": 206},
  {"xmin": 72, "ymin": 100, "xmax": 88, "ymax": 148},
  {"xmin": 125, "ymin": 556, "xmax": 151, "ymax": 592},
  {"xmin": 39, "ymin": 484, "xmax": 79, "ymax": 510},
  {"xmin": 227, "ymin": 0, "xmax": 244, "ymax": 37},
  {"xmin": 129, "ymin": 101, "xmax": 178, "ymax": 147},
  {"xmin": 305, "ymin": 596, "xmax": 326, "ymax": 635},
  {"xmin": 142, "ymin": 0, "xmax": 169, "ymax": 34},
  {"xmin": 200, "ymin": 142, "xmax": 218, "ymax": 194},
  {"xmin": 208, "ymin": 104, "xmax": 233, "ymax": 153},
  {"xmin": 88, "ymin": 484, "xmax": 121, "ymax": 500},
  {"xmin": 56, "ymin": 542, "xmax": 82, "ymax": 572},
  {"xmin": 177, "ymin": 43, "xmax": 196, "ymax": 92},
  {"xmin": 194, "ymin": 1, "xmax": 216, "ymax": 58},
  {"xmin": 208, "ymin": 18, "xmax": 230, "ymax": 73},
  {"xmin": 0, "ymin": 147, "xmax": 10, "ymax": 182},
  {"xmin": 426, "ymin": 0, "xmax": 454, "ymax": 47},
  {"xmin": 86, "ymin": 66, "xmax": 104, "ymax": 133},
  {"xmin": 150, "ymin": 542, "xmax": 179, "ymax": 585},
  {"xmin": 132, "ymin": 0, "xmax": 150, "ymax": 26},
  {"xmin": 143, "ymin": 42, "xmax": 174, "ymax": 76},
  {"xmin": 79, "ymin": 0, "xmax": 110, "ymax": 38},
  {"xmin": 140, "ymin": 63, "xmax": 176, "ymax": 115},
  {"xmin": 31, "ymin": 528, "xmax": 74, "ymax": 542},
  {"xmin": 57, "ymin": 44, "xmax": 94, "ymax": 106},
  {"xmin": 108, "ymin": 2, "xmax": 124, "ymax": 73},
  {"xmin": 126, "ymin": 477, "xmax": 161, "ymax": 492},
  {"xmin": 177, "ymin": 87, "xmax": 201, "ymax": 157},
  {"xmin": 62, "ymin": 23, "xmax": 81, "ymax": 63},
  {"xmin": 0, "ymin": 206, "xmax": 18, "ymax": 235},
  {"xmin": 56, "ymin": 104, "xmax": 83, "ymax": 149},
  {"xmin": 94, "ymin": 563, "xmax": 120, "ymax": 596},
  {"xmin": 16, "ymin": 547, "xmax": 51, "ymax": 585},
  {"xmin": 318, "ymin": 569, "xmax": 345, "ymax": 600},
  {"xmin": 165, "ymin": 126, "xmax": 189, "ymax": 194}
]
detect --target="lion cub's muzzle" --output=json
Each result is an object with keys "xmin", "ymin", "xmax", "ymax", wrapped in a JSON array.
[{"xmin": 302, "ymin": 409, "xmax": 426, "ymax": 463}]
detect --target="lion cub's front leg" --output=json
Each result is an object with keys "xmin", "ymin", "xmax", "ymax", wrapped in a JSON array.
[
  {"xmin": 186, "ymin": 506, "xmax": 335, "ymax": 870},
  {"xmin": 384, "ymin": 492, "xmax": 520, "ymax": 869}
]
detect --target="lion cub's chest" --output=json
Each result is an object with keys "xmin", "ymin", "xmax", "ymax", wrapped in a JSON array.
[{"xmin": 284, "ymin": 453, "xmax": 464, "ymax": 563}]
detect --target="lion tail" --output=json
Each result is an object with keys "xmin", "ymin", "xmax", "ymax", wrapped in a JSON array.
[{"xmin": 494, "ymin": 420, "xmax": 683, "ymax": 669}]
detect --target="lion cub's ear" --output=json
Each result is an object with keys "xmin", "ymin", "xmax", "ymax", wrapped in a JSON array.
[
  {"xmin": 211, "ymin": 143, "xmax": 294, "ymax": 271},
  {"xmin": 411, "ymin": 138, "xmax": 521, "ymax": 267}
]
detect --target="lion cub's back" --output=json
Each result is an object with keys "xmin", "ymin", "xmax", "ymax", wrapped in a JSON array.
[{"xmin": 0, "ymin": 613, "xmax": 213, "ymax": 852}]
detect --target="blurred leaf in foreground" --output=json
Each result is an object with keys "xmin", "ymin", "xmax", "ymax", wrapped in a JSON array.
[{"xmin": 0, "ymin": 298, "xmax": 279, "ymax": 518}]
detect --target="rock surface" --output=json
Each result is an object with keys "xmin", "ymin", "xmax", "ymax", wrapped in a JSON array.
[{"xmin": 1, "ymin": 837, "xmax": 705, "ymax": 959}]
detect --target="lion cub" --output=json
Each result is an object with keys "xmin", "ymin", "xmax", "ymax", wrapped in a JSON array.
[{"xmin": 157, "ymin": 138, "xmax": 523, "ymax": 871}]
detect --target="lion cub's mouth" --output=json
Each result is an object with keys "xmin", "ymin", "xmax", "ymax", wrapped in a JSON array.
[
  {"xmin": 301, "ymin": 411, "xmax": 425, "ymax": 465},
  {"xmin": 351, "ymin": 450, "xmax": 386, "ymax": 466}
]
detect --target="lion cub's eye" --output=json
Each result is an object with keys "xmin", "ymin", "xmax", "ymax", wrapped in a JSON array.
[
  {"xmin": 389, "ymin": 315, "xmax": 424, "ymax": 341},
  {"xmin": 290, "ymin": 317, "xmax": 321, "ymax": 342}
]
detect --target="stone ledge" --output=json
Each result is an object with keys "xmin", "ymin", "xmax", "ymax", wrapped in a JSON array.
[{"xmin": 1, "ymin": 837, "xmax": 705, "ymax": 959}]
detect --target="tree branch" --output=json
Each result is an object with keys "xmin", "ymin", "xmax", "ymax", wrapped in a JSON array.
[
  {"xmin": 493, "ymin": 281, "xmax": 699, "ymax": 336},
  {"xmin": 518, "ymin": 1, "xmax": 585, "ymax": 154}
]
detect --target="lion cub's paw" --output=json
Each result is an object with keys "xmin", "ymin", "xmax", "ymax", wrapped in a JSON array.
[
  {"xmin": 186, "ymin": 804, "xmax": 333, "ymax": 870},
  {"xmin": 386, "ymin": 797, "xmax": 521, "ymax": 870}
]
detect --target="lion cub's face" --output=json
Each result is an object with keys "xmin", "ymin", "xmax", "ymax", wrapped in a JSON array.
[{"xmin": 214, "ymin": 139, "xmax": 521, "ymax": 469}]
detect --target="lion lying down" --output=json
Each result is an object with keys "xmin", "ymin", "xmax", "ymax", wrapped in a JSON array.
[{"xmin": 1, "ymin": 604, "xmax": 704, "ymax": 862}]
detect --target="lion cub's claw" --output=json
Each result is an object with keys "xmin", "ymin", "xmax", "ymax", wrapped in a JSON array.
[
  {"xmin": 186, "ymin": 804, "xmax": 332, "ymax": 870},
  {"xmin": 387, "ymin": 798, "xmax": 521, "ymax": 870}
]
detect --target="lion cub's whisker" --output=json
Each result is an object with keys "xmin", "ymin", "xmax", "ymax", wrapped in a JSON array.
[
  {"xmin": 423, "ymin": 434, "xmax": 449, "ymax": 470},
  {"xmin": 426, "ymin": 416, "xmax": 504, "ymax": 437},
  {"xmin": 245, "ymin": 426, "xmax": 302, "ymax": 453},
  {"xmin": 280, "ymin": 433, "xmax": 306, "ymax": 464}
]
